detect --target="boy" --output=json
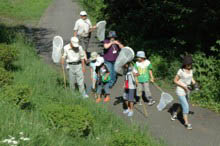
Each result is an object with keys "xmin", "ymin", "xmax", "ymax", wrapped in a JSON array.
[
  {"xmin": 123, "ymin": 62, "xmax": 137, "ymax": 116},
  {"xmin": 95, "ymin": 56, "xmax": 111, "ymax": 103},
  {"xmin": 89, "ymin": 52, "xmax": 99, "ymax": 92},
  {"xmin": 134, "ymin": 51, "xmax": 156, "ymax": 106}
]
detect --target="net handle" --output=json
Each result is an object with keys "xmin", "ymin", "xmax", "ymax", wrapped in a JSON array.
[{"xmin": 152, "ymin": 82, "xmax": 164, "ymax": 93}]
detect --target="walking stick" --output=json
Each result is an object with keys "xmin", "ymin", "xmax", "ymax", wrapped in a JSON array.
[
  {"xmin": 61, "ymin": 63, "xmax": 67, "ymax": 89},
  {"xmin": 140, "ymin": 96, "xmax": 148, "ymax": 117}
]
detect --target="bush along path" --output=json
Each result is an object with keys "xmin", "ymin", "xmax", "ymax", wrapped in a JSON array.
[{"xmin": 35, "ymin": 0, "xmax": 220, "ymax": 146}]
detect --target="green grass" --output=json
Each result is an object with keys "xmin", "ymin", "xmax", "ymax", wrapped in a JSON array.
[
  {"xmin": 0, "ymin": 34, "xmax": 164, "ymax": 145},
  {"xmin": 0, "ymin": 0, "xmax": 52, "ymax": 24}
]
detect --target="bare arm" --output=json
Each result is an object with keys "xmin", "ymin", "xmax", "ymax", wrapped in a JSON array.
[
  {"xmin": 114, "ymin": 40, "xmax": 124, "ymax": 48},
  {"xmin": 73, "ymin": 31, "xmax": 77, "ymax": 37},
  {"xmin": 61, "ymin": 57, "xmax": 65, "ymax": 65},
  {"xmin": 149, "ymin": 70, "xmax": 154, "ymax": 82},
  {"xmin": 104, "ymin": 41, "xmax": 113, "ymax": 49},
  {"xmin": 174, "ymin": 75, "xmax": 188, "ymax": 91},
  {"xmin": 81, "ymin": 59, "xmax": 85, "ymax": 73}
]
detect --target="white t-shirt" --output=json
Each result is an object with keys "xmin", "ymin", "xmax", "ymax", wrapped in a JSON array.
[
  {"xmin": 74, "ymin": 18, "xmax": 92, "ymax": 37},
  {"xmin": 62, "ymin": 44, "xmax": 85, "ymax": 63},
  {"xmin": 176, "ymin": 69, "xmax": 193, "ymax": 96}
]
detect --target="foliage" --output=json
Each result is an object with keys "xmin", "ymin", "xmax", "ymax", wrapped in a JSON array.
[
  {"xmin": 0, "ymin": 67, "xmax": 13, "ymax": 88},
  {"xmin": 0, "ymin": 84, "xmax": 33, "ymax": 110},
  {"xmin": 42, "ymin": 103, "xmax": 94, "ymax": 137},
  {"xmin": 191, "ymin": 52, "xmax": 220, "ymax": 112},
  {"xmin": 0, "ymin": 43, "xmax": 19, "ymax": 69},
  {"xmin": 107, "ymin": 129, "xmax": 157, "ymax": 146}
]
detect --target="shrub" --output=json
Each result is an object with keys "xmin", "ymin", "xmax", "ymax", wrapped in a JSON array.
[
  {"xmin": 191, "ymin": 52, "xmax": 220, "ymax": 111},
  {"xmin": 43, "ymin": 103, "xmax": 94, "ymax": 137},
  {"xmin": 0, "ymin": 43, "xmax": 19, "ymax": 69},
  {"xmin": 0, "ymin": 67, "xmax": 13, "ymax": 87},
  {"xmin": 0, "ymin": 84, "xmax": 33, "ymax": 110},
  {"xmin": 107, "ymin": 130, "xmax": 150, "ymax": 146}
]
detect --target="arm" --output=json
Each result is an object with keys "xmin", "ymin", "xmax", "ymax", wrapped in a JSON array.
[
  {"xmin": 114, "ymin": 40, "xmax": 124, "ymax": 48},
  {"xmin": 149, "ymin": 70, "xmax": 155, "ymax": 82},
  {"xmin": 61, "ymin": 57, "xmax": 65, "ymax": 65},
  {"xmin": 73, "ymin": 31, "xmax": 77, "ymax": 37},
  {"xmin": 104, "ymin": 72, "xmax": 110, "ymax": 80},
  {"xmin": 174, "ymin": 75, "xmax": 189, "ymax": 92},
  {"xmin": 104, "ymin": 41, "xmax": 113, "ymax": 49},
  {"xmin": 81, "ymin": 59, "xmax": 85, "ymax": 73},
  {"xmin": 90, "ymin": 67, "xmax": 94, "ymax": 80}
]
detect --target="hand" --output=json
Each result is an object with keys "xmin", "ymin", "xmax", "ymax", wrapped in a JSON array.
[
  {"xmin": 60, "ymin": 58, "xmax": 64, "ymax": 65},
  {"xmin": 114, "ymin": 40, "xmax": 120, "ymax": 45},
  {"xmin": 184, "ymin": 86, "xmax": 190, "ymax": 93},
  {"xmin": 92, "ymin": 25, "xmax": 97, "ymax": 29},
  {"xmin": 150, "ymin": 77, "xmax": 155, "ymax": 83},
  {"xmin": 82, "ymin": 67, "xmax": 86, "ymax": 73},
  {"xmin": 135, "ymin": 73, "xmax": 140, "ymax": 76}
]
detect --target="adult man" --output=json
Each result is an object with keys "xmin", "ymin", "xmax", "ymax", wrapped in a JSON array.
[
  {"xmin": 73, "ymin": 11, "xmax": 96, "ymax": 54},
  {"xmin": 61, "ymin": 37, "xmax": 88, "ymax": 98},
  {"xmin": 103, "ymin": 31, "xmax": 124, "ymax": 88}
]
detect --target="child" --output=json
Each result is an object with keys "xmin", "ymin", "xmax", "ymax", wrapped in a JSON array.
[
  {"xmin": 172, "ymin": 55, "xmax": 197, "ymax": 130},
  {"xmin": 95, "ymin": 56, "xmax": 111, "ymax": 103},
  {"xmin": 89, "ymin": 52, "xmax": 99, "ymax": 92},
  {"xmin": 134, "ymin": 51, "xmax": 156, "ymax": 106},
  {"xmin": 122, "ymin": 62, "xmax": 137, "ymax": 117}
]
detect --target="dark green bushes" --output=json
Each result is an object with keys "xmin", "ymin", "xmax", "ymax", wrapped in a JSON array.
[
  {"xmin": 43, "ymin": 103, "xmax": 94, "ymax": 137},
  {"xmin": 0, "ymin": 67, "xmax": 13, "ymax": 87},
  {"xmin": 0, "ymin": 43, "xmax": 18, "ymax": 70},
  {"xmin": 0, "ymin": 84, "xmax": 33, "ymax": 110}
]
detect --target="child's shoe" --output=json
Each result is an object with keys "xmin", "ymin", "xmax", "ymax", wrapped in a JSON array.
[
  {"xmin": 128, "ymin": 111, "xmax": 134, "ymax": 117},
  {"xmin": 123, "ymin": 109, "xmax": 130, "ymax": 114},
  {"xmin": 171, "ymin": 112, "xmax": 177, "ymax": 121},
  {"xmin": 96, "ymin": 97, "xmax": 101, "ymax": 103},
  {"xmin": 185, "ymin": 123, "xmax": 192, "ymax": 130},
  {"xmin": 104, "ymin": 97, "xmax": 110, "ymax": 102},
  {"xmin": 148, "ymin": 99, "xmax": 156, "ymax": 106}
]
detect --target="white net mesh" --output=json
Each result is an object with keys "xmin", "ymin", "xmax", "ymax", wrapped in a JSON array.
[
  {"xmin": 114, "ymin": 47, "xmax": 135, "ymax": 74},
  {"xmin": 96, "ymin": 21, "xmax": 106, "ymax": 41},
  {"xmin": 52, "ymin": 36, "xmax": 63, "ymax": 63},
  {"xmin": 157, "ymin": 92, "xmax": 173, "ymax": 111}
]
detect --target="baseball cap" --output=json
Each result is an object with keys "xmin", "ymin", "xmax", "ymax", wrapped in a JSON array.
[
  {"xmin": 70, "ymin": 37, "xmax": 79, "ymax": 47},
  {"xmin": 90, "ymin": 52, "xmax": 99, "ymax": 61},
  {"xmin": 108, "ymin": 31, "xmax": 117, "ymax": 38},
  {"xmin": 80, "ymin": 11, "xmax": 87, "ymax": 16}
]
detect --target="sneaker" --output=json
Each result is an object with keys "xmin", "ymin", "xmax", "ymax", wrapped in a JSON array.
[
  {"xmin": 138, "ymin": 102, "xmax": 142, "ymax": 105},
  {"xmin": 128, "ymin": 111, "xmax": 134, "ymax": 117},
  {"xmin": 148, "ymin": 100, "xmax": 156, "ymax": 106},
  {"xmin": 83, "ymin": 94, "xmax": 89, "ymax": 99},
  {"xmin": 171, "ymin": 112, "xmax": 177, "ymax": 121},
  {"xmin": 123, "ymin": 109, "xmax": 130, "ymax": 114},
  {"xmin": 185, "ymin": 124, "xmax": 192, "ymax": 130},
  {"xmin": 104, "ymin": 97, "xmax": 110, "ymax": 102},
  {"xmin": 96, "ymin": 97, "xmax": 101, "ymax": 103}
]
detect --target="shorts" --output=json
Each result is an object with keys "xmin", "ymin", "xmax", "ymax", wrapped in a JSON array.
[
  {"xmin": 124, "ymin": 89, "xmax": 135, "ymax": 102},
  {"xmin": 97, "ymin": 83, "xmax": 110, "ymax": 95}
]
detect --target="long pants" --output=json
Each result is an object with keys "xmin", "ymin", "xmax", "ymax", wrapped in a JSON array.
[
  {"xmin": 78, "ymin": 36, "xmax": 90, "ymax": 51},
  {"xmin": 68, "ymin": 64, "xmax": 86, "ymax": 96},
  {"xmin": 178, "ymin": 95, "xmax": 189, "ymax": 114},
  {"xmin": 104, "ymin": 60, "xmax": 116, "ymax": 87},
  {"xmin": 137, "ymin": 82, "xmax": 153, "ymax": 101}
]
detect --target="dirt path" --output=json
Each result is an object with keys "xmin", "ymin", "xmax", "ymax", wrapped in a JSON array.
[{"xmin": 36, "ymin": 0, "xmax": 220, "ymax": 146}]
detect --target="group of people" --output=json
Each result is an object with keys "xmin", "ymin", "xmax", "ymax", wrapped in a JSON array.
[{"xmin": 61, "ymin": 11, "xmax": 198, "ymax": 130}]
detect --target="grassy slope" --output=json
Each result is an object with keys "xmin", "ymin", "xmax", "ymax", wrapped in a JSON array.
[{"xmin": 0, "ymin": 0, "xmax": 164, "ymax": 146}]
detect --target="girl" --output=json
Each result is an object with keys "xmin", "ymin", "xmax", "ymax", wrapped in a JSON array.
[{"xmin": 172, "ymin": 55, "xmax": 197, "ymax": 130}]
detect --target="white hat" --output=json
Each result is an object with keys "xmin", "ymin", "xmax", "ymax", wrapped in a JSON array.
[
  {"xmin": 90, "ymin": 52, "xmax": 99, "ymax": 61},
  {"xmin": 70, "ymin": 37, "xmax": 79, "ymax": 47},
  {"xmin": 95, "ymin": 56, "xmax": 104, "ymax": 66},
  {"xmin": 80, "ymin": 11, "xmax": 87, "ymax": 16},
  {"xmin": 136, "ymin": 51, "xmax": 146, "ymax": 58}
]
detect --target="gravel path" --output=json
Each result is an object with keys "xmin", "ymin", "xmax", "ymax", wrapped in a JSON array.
[{"xmin": 36, "ymin": 0, "xmax": 220, "ymax": 146}]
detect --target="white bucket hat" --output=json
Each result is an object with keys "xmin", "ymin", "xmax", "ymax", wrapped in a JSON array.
[
  {"xmin": 136, "ymin": 51, "xmax": 146, "ymax": 58},
  {"xmin": 90, "ymin": 52, "xmax": 99, "ymax": 61},
  {"xmin": 80, "ymin": 11, "xmax": 87, "ymax": 16},
  {"xmin": 95, "ymin": 56, "xmax": 104, "ymax": 66},
  {"xmin": 70, "ymin": 37, "xmax": 79, "ymax": 47}
]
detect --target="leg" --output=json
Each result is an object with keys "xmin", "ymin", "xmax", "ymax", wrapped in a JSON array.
[
  {"xmin": 178, "ymin": 95, "xmax": 190, "ymax": 125},
  {"xmin": 103, "ymin": 83, "xmax": 110, "ymax": 102},
  {"xmin": 75, "ymin": 65, "xmax": 87, "ymax": 97},
  {"xmin": 104, "ymin": 61, "xmax": 115, "ymax": 87},
  {"xmin": 137, "ymin": 82, "xmax": 143, "ymax": 104},
  {"xmin": 144, "ymin": 82, "xmax": 156, "ymax": 105},
  {"xmin": 68, "ymin": 65, "xmax": 76, "ymax": 91},
  {"xmin": 96, "ymin": 85, "xmax": 102, "ymax": 103}
]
